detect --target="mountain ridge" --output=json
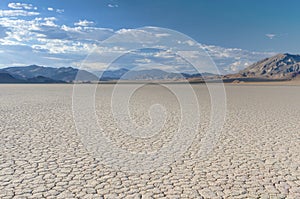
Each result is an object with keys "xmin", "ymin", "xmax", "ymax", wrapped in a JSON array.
[
  {"xmin": 0, "ymin": 65, "xmax": 216, "ymax": 83},
  {"xmin": 238, "ymin": 53, "xmax": 300, "ymax": 79},
  {"xmin": 3, "ymin": 65, "xmax": 97, "ymax": 82}
]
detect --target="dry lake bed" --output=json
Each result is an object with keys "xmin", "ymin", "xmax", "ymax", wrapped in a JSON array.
[{"xmin": 0, "ymin": 84, "xmax": 299, "ymax": 198}]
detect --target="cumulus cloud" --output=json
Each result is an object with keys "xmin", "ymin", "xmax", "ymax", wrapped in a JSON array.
[
  {"xmin": 32, "ymin": 39, "xmax": 96, "ymax": 54},
  {"xmin": 0, "ymin": 14, "xmax": 116, "ymax": 59},
  {"xmin": 73, "ymin": 28, "xmax": 276, "ymax": 73},
  {"xmin": 74, "ymin": 20, "xmax": 94, "ymax": 27},
  {"xmin": 40, "ymin": 17, "xmax": 58, "ymax": 27},
  {"xmin": 8, "ymin": 2, "xmax": 36, "ymax": 10},
  {"xmin": 0, "ymin": 10, "xmax": 39, "ymax": 17},
  {"xmin": 47, "ymin": 7, "xmax": 54, "ymax": 11},
  {"xmin": 0, "ymin": 9, "xmax": 277, "ymax": 74}
]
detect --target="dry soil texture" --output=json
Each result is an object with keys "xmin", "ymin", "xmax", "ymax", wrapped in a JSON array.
[{"xmin": 0, "ymin": 84, "xmax": 299, "ymax": 198}]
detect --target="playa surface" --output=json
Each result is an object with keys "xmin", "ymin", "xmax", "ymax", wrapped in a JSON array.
[{"xmin": 0, "ymin": 84, "xmax": 299, "ymax": 198}]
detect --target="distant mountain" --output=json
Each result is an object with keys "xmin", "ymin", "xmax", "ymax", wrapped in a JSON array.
[
  {"xmin": 119, "ymin": 69, "xmax": 184, "ymax": 80},
  {"xmin": 182, "ymin": 72, "xmax": 216, "ymax": 78},
  {"xmin": 5, "ymin": 54, "xmax": 300, "ymax": 83},
  {"xmin": 96, "ymin": 68, "xmax": 215, "ymax": 81},
  {"xmin": 3, "ymin": 65, "xmax": 97, "ymax": 82},
  {"xmin": 0, "ymin": 65, "xmax": 216, "ymax": 83},
  {"xmin": 0, "ymin": 72, "xmax": 24, "ymax": 83},
  {"xmin": 26, "ymin": 76, "xmax": 66, "ymax": 83},
  {"xmin": 238, "ymin": 53, "xmax": 300, "ymax": 79},
  {"xmin": 98, "ymin": 68, "xmax": 130, "ymax": 80}
]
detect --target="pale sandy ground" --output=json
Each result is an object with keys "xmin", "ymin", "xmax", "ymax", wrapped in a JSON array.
[{"xmin": 0, "ymin": 84, "xmax": 299, "ymax": 198}]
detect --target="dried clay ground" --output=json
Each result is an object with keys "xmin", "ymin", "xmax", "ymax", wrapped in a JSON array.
[{"xmin": 0, "ymin": 84, "xmax": 299, "ymax": 198}]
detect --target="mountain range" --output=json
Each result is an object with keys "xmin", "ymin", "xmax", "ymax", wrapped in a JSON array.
[
  {"xmin": 0, "ymin": 65, "xmax": 214, "ymax": 83},
  {"xmin": 1, "ymin": 53, "xmax": 300, "ymax": 83},
  {"xmin": 1, "ymin": 65, "xmax": 97, "ymax": 83}
]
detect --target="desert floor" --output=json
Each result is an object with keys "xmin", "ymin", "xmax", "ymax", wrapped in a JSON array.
[{"xmin": 0, "ymin": 84, "xmax": 299, "ymax": 198}]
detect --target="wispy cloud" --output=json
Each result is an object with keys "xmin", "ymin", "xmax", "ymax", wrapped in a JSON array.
[
  {"xmin": 74, "ymin": 20, "xmax": 94, "ymax": 27},
  {"xmin": 135, "ymin": 58, "xmax": 152, "ymax": 64},
  {"xmin": 266, "ymin": 33, "xmax": 276, "ymax": 39},
  {"xmin": 8, "ymin": 2, "xmax": 37, "ymax": 10},
  {"xmin": 56, "ymin": 9, "xmax": 64, "ymax": 13},
  {"xmin": 108, "ymin": 4, "xmax": 119, "ymax": 8},
  {"xmin": 0, "ymin": 10, "xmax": 39, "ymax": 17}
]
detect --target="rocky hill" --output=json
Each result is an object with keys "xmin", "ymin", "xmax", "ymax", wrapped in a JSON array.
[{"xmin": 239, "ymin": 53, "xmax": 300, "ymax": 79}]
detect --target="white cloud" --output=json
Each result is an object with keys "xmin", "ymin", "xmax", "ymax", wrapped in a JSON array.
[
  {"xmin": 0, "ymin": 17, "xmax": 39, "ymax": 30},
  {"xmin": 202, "ymin": 44, "xmax": 276, "ymax": 73},
  {"xmin": 108, "ymin": 4, "xmax": 119, "ymax": 8},
  {"xmin": 0, "ymin": 15, "xmax": 113, "ymax": 42},
  {"xmin": 228, "ymin": 61, "xmax": 252, "ymax": 72},
  {"xmin": 155, "ymin": 33, "xmax": 170, "ymax": 37},
  {"xmin": 115, "ymin": 29, "xmax": 160, "ymax": 44},
  {"xmin": 184, "ymin": 40, "xmax": 196, "ymax": 46},
  {"xmin": 72, "ymin": 61, "xmax": 109, "ymax": 71},
  {"xmin": 229, "ymin": 61, "xmax": 241, "ymax": 72},
  {"xmin": 56, "ymin": 9, "xmax": 64, "ymax": 13},
  {"xmin": 74, "ymin": 20, "xmax": 94, "ymax": 27},
  {"xmin": 47, "ymin": 7, "xmax": 54, "ymax": 11},
  {"xmin": 135, "ymin": 58, "xmax": 152, "ymax": 63},
  {"xmin": 60, "ymin": 25, "xmax": 114, "ymax": 41},
  {"xmin": 44, "ymin": 17, "xmax": 57, "ymax": 21},
  {"xmin": 8, "ymin": 2, "xmax": 36, "ymax": 10},
  {"xmin": 32, "ymin": 39, "xmax": 96, "ymax": 54},
  {"xmin": 0, "ymin": 13, "xmax": 277, "ymax": 74},
  {"xmin": 266, "ymin": 33, "xmax": 276, "ymax": 39},
  {"xmin": 41, "ymin": 17, "xmax": 58, "ymax": 27},
  {"xmin": 0, "ymin": 10, "xmax": 39, "ymax": 17},
  {"xmin": 203, "ymin": 44, "xmax": 275, "ymax": 59},
  {"xmin": 0, "ymin": 44, "xmax": 83, "ymax": 68},
  {"xmin": 41, "ymin": 56, "xmax": 70, "ymax": 61},
  {"xmin": 153, "ymin": 51, "xmax": 175, "ymax": 59}
]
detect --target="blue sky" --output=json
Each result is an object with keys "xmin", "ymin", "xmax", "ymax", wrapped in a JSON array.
[{"xmin": 0, "ymin": 0, "xmax": 299, "ymax": 73}]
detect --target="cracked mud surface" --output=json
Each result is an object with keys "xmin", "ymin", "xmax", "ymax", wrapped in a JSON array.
[{"xmin": 0, "ymin": 84, "xmax": 299, "ymax": 198}]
